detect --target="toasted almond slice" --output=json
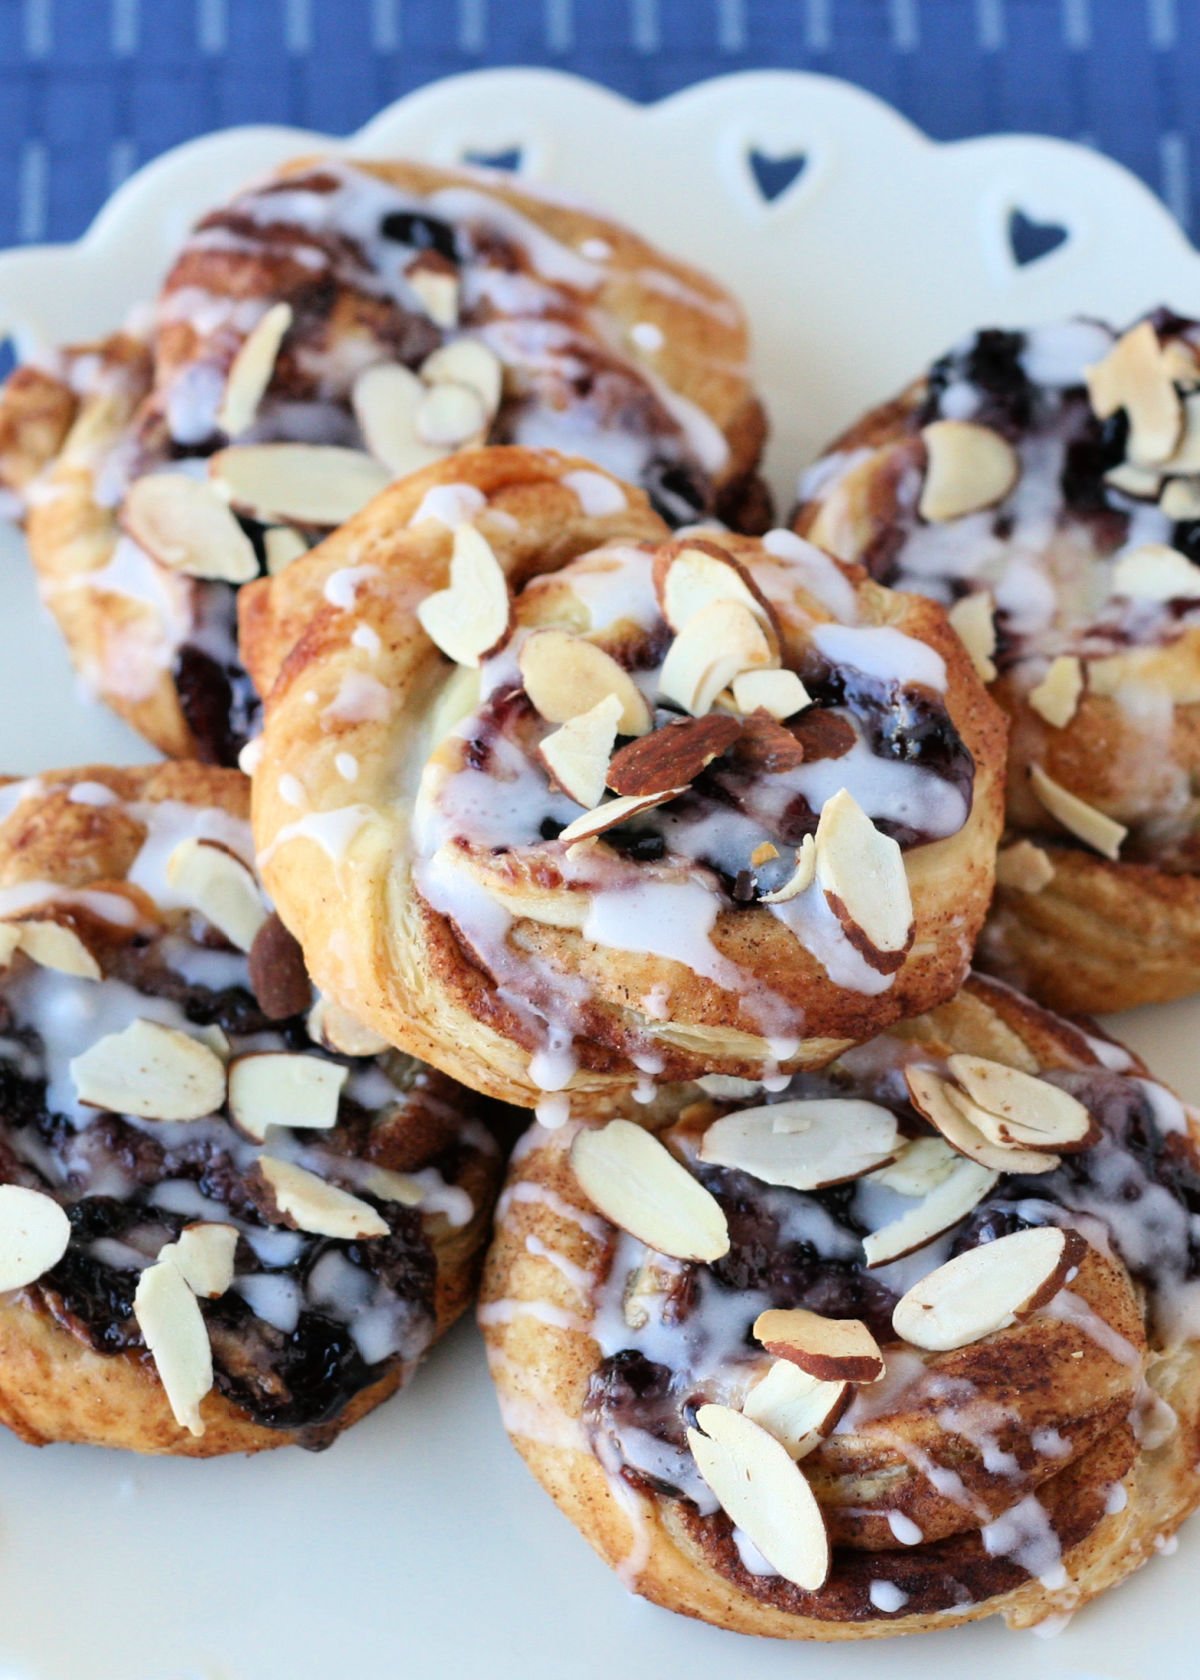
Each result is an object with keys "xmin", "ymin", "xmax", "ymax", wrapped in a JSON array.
[
  {"xmin": 360, "ymin": 1165, "xmax": 425, "ymax": 1206},
  {"xmin": 606, "ymin": 713, "xmax": 742, "ymax": 798},
  {"xmin": 699, "ymin": 1098, "xmax": 900, "ymax": 1191},
  {"xmin": 653, "ymin": 542, "xmax": 778, "ymax": 640},
  {"xmin": 659, "ymin": 599, "xmax": 775, "ymax": 718},
  {"xmin": 696, "ymin": 1074, "xmax": 763, "ymax": 1100},
  {"xmin": 893, "ymin": 1225, "xmax": 1086, "ymax": 1351},
  {"xmin": 559, "ymin": 787, "xmax": 684, "ymax": 849},
  {"xmin": 421, "ymin": 340, "xmax": 503, "ymax": 415},
  {"xmin": 133, "ymin": 1257, "xmax": 213, "ymax": 1435},
  {"xmin": 760, "ymin": 834, "xmax": 816, "ymax": 905},
  {"xmin": 1086, "ymin": 320, "xmax": 1182, "ymax": 466},
  {"xmin": 741, "ymin": 1361, "xmax": 851, "ymax": 1460},
  {"xmin": 264, "ymin": 525, "xmax": 308, "ymax": 575},
  {"xmin": 750, "ymin": 841, "xmax": 780, "ymax": 867},
  {"xmin": 1110, "ymin": 542, "xmax": 1200, "ymax": 600},
  {"xmin": 255, "ymin": 1156, "xmax": 389, "ymax": 1239},
  {"xmin": 408, "ymin": 259, "xmax": 459, "ymax": 328},
  {"xmin": 995, "ymin": 838, "xmax": 1055, "ymax": 893},
  {"xmin": 305, "ymin": 995, "xmax": 391, "ymax": 1057},
  {"xmin": 1028, "ymin": 765, "xmax": 1126, "ymax": 860},
  {"xmin": 165, "ymin": 838, "xmax": 266, "ymax": 953},
  {"xmin": 210, "ymin": 444, "xmax": 390, "ymax": 527},
  {"xmin": 216, "ymin": 301, "xmax": 293, "ymax": 438},
  {"xmin": 416, "ymin": 381, "xmax": 487, "ymax": 449},
  {"xmin": 351, "ymin": 362, "xmax": 442, "ymax": 476},
  {"xmin": 71, "ymin": 1019, "xmax": 226, "ymax": 1122},
  {"xmin": 13, "ymin": 917, "xmax": 102, "ymax": 979},
  {"xmin": 731, "ymin": 668, "xmax": 811, "ymax": 719},
  {"xmin": 122, "ymin": 473, "xmax": 259, "ymax": 584},
  {"xmin": 164, "ymin": 1222, "xmax": 238, "ymax": 1298},
  {"xmin": 866, "ymin": 1135, "xmax": 960, "ymax": 1196},
  {"xmin": 540, "ymin": 693, "xmax": 623, "ymax": 808},
  {"xmin": 1028, "ymin": 654, "xmax": 1084, "ymax": 728},
  {"xmin": 1105, "ymin": 461, "xmax": 1163, "ymax": 499},
  {"xmin": 570, "ymin": 1120, "xmax": 729, "ymax": 1262},
  {"xmin": 418, "ymin": 523, "xmax": 512, "ymax": 668},
  {"xmin": 0, "ymin": 1184, "xmax": 70, "ymax": 1290},
  {"xmin": 0, "ymin": 924, "xmax": 20, "ymax": 968},
  {"xmin": 1160, "ymin": 479, "xmax": 1200, "ymax": 521},
  {"xmin": 947, "ymin": 590, "xmax": 998, "ymax": 682},
  {"xmin": 754, "ymin": 1307, "xmax": 884, "ymax": 1384},
  {"xmin": 687, "ymin": 1404, "xmax": 830, "ymax": 1591},
  {"xmin": 905, "ymin": 1066, "xmax": 1060, "ymax": 1174},
  {"xmin": 227, "ymin": 1052, "xmax": 348, "ymax": 1143},
  {"xmin": 918, "ymin": 421, "xmax": 1019, "ymax": 522},
  {"xmin": 946, "ymin": 1055, "xmax": 1095, "ymax": 1148},
  {"xmin": 862, "ymin": 1157, "xmax": 999, "ymax": 1268},
  {"xmin": 814, "ymin": 788, "xmax": 913, "ymax": 973},
  {"xmin": 519, "ymin": 629, "xmax": 652, "ymax": 735}
]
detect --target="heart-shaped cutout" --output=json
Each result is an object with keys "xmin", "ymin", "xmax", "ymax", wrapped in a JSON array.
[
  {"xmin": 1008, "ymin": 209, "xmax": 1069, "ymax": 266},
  {"xmin": 463, "ymin": 147, "xmax": 523, "ymax": 174},
  {"xmin": 747, "ymin": 148, "xmax": 808, "ymax": 205}
]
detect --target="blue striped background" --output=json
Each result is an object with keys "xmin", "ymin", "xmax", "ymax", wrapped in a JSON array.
[{"xmin": 0, "ymin": 0, "xmax": 1196, "ymax": 249}]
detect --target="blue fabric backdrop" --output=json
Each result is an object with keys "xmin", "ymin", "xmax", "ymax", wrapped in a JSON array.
[{"xmin": 0, "ymin": 0, "xmax": 1197, "ymax": 247}]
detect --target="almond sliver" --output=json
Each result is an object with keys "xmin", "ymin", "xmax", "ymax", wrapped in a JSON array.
[
  {"xmin": 814, "ymin": 788, "xmax": 913, "ymax": 971},
  {"xmin": 256, "ymin": 1156, "xmax": 388, "ymax": 1240},
  {"xmin": 71, "ymin": 1019, "xmax": 227, "ymax": 1122},
  {"xmin": 570, "ymin": 1120, "xmax": 729, "ymax": 1262},
  {"xmin": 216, "ymin": 301, "xmax": 293, "ymax": 438},
  {"xmin": 919, "ymin": 421, "xmax": 1019, "ymax": 522},
  {"xmin": 753, "ymin": 1306, "xmax": 885, "ymax": 1383},
  {"xmin": 210, "ymin": 444, "xmax": 390, "ymax": 527},
  {"xmin": 540, "ymin": 694, "xmax": 623, "ymax": 809},
  {"xmin": 418, "ymin": 524, "xmax": 512, "ymax": 668},
  {"xmin": 228, "ymin": 1052, "xmax": 348, "ymax": 1143},
  {"xmin": 741, "ymin": 1361, "xmax": 850, "ymax": 1461},
  {"xmin": 520, "ymin": 629, "xmax": 652, "ymax": 736},
  {"xmin": 1028, "ymin": 765, "xmax": 1126, "ymax": 860},
  {"xmin": 947, "ymin": 591, "xmax": 998, "ymax": 683},
  {"xmin": 133, "ymin": 1257, "xmax": 213, "ymax": 1436},
  {"xmin": 893, "ymin": 1225, "xmax": 1085, "ymax": 1351},
  {"xmin": 0, "ymin": 1184, "xmax": 70, "ymax": 1291},
  {"xmin": 122, "ymin": 473, "xmax": 259, "ymax": 584},
  {"xmin": 166, "ymin": 838, "xmax": 266, "ymax": 953},
  {"xmin": 862, "ymin": 1157, "xmax": 998, "ymax": 1268}
]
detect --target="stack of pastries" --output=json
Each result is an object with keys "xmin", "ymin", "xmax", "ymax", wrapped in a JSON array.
[{"xmin": 1, "ymin": 153, "xmax": 1199, "ymax": 1643}]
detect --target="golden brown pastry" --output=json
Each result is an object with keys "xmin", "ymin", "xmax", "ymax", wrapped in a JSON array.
[
  {"xmin": 795, "ymin": 312, "xmax": 1200, "ymax": 1013},
  {"xmin": 481, "ymin": 972, "xmax": 1200, "ymax": 1637},
  {"xmin": 0, "ymin": 762, "xmax": 505, "ymax": 1456},
  {"xmin": 246, "ymin": 445, "xmax": 1005, "ymax": 1116},
  {"xmin": 0, "ymin": 156, "xmax": 767, "ymax": 765}
]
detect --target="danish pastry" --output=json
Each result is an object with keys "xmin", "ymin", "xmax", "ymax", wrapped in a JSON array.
[
  {"xmin": 795, "ymin": 311, "xmax": 1200, "ymax": 1012},
  {"xmin": 246, "ymin": 445, "xmax": 1005, "ymax": 1115},
  {"xmin": 0, "ymin": 155, "xmax": 767, "ymax": 764},
  {"xmin": 0, "ymin": 761, "xmax": 504, "ymax": 1455},
  {"xmin": 480, "ymin": 972, "xmax": 1200, "ymax": 1637}
]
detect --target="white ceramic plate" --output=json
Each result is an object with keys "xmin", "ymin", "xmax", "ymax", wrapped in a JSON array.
[{"xmin": 0, "ymin": 67, "xmax": 1197, "ymax": 1680}]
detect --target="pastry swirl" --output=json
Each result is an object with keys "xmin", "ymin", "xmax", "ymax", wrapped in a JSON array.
[
  {"xmin": 247, "ymin": 446, "xmax": 1005, "ymax": 1114},
  {"xmin": 480, "ymin": 973, "xmax": 1200, "ymax": 1637},
  {"xmin": 0, "ymin": 156, "xmax": 766, "ymax": 765},
  {"xmin": 0, "ymin": 762, "xmax": 504, "ymax": 1455},
  {"xmin": 795, "ymin": 312, "xmax": 1200, "ymax": 1011}
]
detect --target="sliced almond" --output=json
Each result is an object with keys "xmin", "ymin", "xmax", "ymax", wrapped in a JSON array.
[
  {"xmin": 163, "ymin": 1222, "xmax": 237, "ymax": 1299},
  {"xmin": 416, "ymin": 381, "xmax": 488, "ymax": 450},
  {"xmin": 730, "ymin": 668, "xmax": 810, "ymax": 719},
  {"xmin": 408, "ymin": 256, "xmax": 459, "ymax": 328},
  {"xmin": 606, "ymin": 713, "xmax": 742, "ymax": 798},
  {"xmin": 216, "ymin": 301, "xmax": 293, "ymax": 438},
  {"xmin": 264, "ymin": 525, "xmax": 308, "ymax": 575},
  {"xmin": 948, "ymin": 591, "xmax": 998, "ymax": 683},
  {"xmin": 918, "ymin": 421, "xmax": 1019, "ymax": 521},
  {"xmin": 1110, "ymin": 542, "xmax": 1200, "ymax": 601},
  {"xmin": 814, "ymin": 789, "xmax": 913, "ymax": 973},
  {"xmin": 760, "ymin": 834, "xmax": 816, "ymax": 905},
  {"xmin": 893, "ymin": 1225, "xmax": 1086, "ymax": 1351},
  {"xmin": 227, "ymin": 1052, "xmax": 348, "ymax": 1143},
  {"xmin": 1160, "ymin": 478, "xmax": 1200, "ymax": 520},
  {"xmin": 687, "ymin": 1404, "xmax": 830, "ymax": 1591},
  {"xmin": 0, "ymin": 1184, "xmax": 70, "ymax": 1290},
  {"xmin": 306, "ymin": 995, "xmax": 391, "ymax": 1057},
  {"xmin": 1028, "ymin": 765, "xmax": 1126, "ymax": 860},
  {"xmin": 652, "ymin": 542, "xmax": 778, "ymax": 641},
  {"xmin": 1028, "ymin": 654, "xmax": 1084, "ymax": 728},
  {"xmin": 417, "ymin": 524, "xmax": 512, "ymax": 668},
  {"xmin": 122, "ymin": 473, "xmax": 259, "ymax": 584},
  {"xmin": 862, "ymin": 1157, "xmax": 999, "ymax": 1268},
  {"xmin": 210, "ymin": 444, "xmax": 390, "ymax": 528},
  {"xmin": 255, "ymin": 1156, "xmax": 388, "ymax": 1240},
  {"xmin": 699, "ymin": 1098, "xmax": 900, "ymax": 1191},
  {"xmin": 659, "ymin": 599, "xmax": 775, "ymax": 718},
  {"xmin": 867, "ymin": 1135, "xmax": 960, "ymax": 1197},
  {"xmin": 166, "ymin": 838, "xmax": 266, "ymax": 953},
  {"xmin": 12, "ymin": 916, "xmax": 101, "ymax": 980},
  {"xmin": 133, "ymin": 1257, "xmax": 213, "ymax": 1436},
  {"xmin": 421, "ymin": 339, "xmax": 503, "ymax": 415},
  {"xmin": 1162, "ymin": 391, "xmax": 1200, "ymax": 472},
  {"xmin": 0, "ymin": 924, "xmax": 20, "ymax": 968},
  {"xmin": 995, "ymin": 838, "xmax": 1055, "ymax": 893},
  {"xmin": 1085, "ymin": 320, "xmax": 1182, "ymax": 466},
  {"xmin": 1163, "ymin": 337, "xmax": 1200, "ymax": 387},
  {"xmin": 558, "ymin": 787, "xmax": 683, "ymax": 849},
  {"xmin": 519, "ymin": 629, "xmax": 652, "ymax": 736},
  {"xmin": 905, "ymin": 1066, "xmax": 1060, "ymax": 1174},
  {"xmin": 1105, "ymin": 461, "xmax": 1163, "ymax": 500},
  {"xmin": 71, "ymin": 1019, "xmax": 226, "ymax": 1122},
  {"xmin": 569, "ymin": 1120, "xmax": 729, "ymax": 1263},
  {"xmin": 359, "ymin": 1165, "xmax": 425, "ymax": 1206},
  {"xmin": 946, "ymin": 1055, "xmax": 1095, "ymax": 1148},
  {"xmin": 539, "ymin": 694, "xmax": 622, "ymax": 808},
  {"xmin": 351, "ymin": 362, "xmax": 442, "ymax": 477},
  {"xmin": 753, "ymin": 1307, "xmax": 885, "ymax": 1384},
  {"xmin": 741, "ymin": 1361, "xmax": 851, "ymax": 1460}
]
